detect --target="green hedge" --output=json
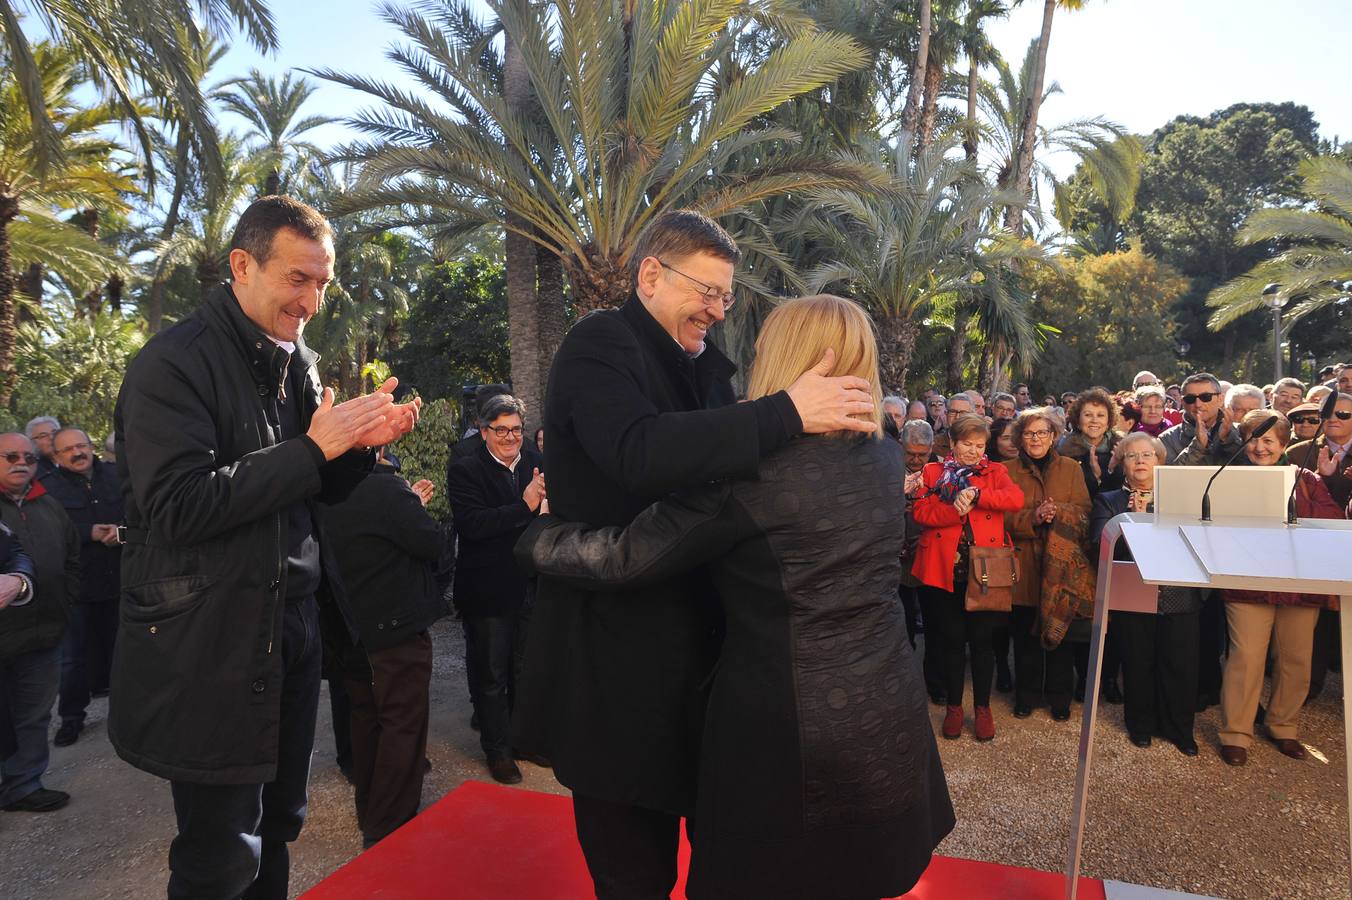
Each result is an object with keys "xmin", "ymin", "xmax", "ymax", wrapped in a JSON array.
[{"xmin": 389, "ymin": 396, "xmax": 459, "ymax": 522}]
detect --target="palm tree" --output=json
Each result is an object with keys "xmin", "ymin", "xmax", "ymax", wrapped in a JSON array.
[
  {"xmin": 960, "ymin": 0, "xmax": 1010, "ymax": 162},
  {"xmin": 896, "ymin": 0, "xmax": 932, "ymax": 157},
  {"xmin": 1005, "ymin": 0, "xmax": 1087, "ymax": 233},
  {"xmin": 217, "ymin": 69, "xmax": 334, "ymax": 196},
  {"xmin": 0, "ymin": 0, "xmax": 276, "ymax": 185},
  {"xmin": 0, "ymin": 43, "xmax": 133, "ymax": 404},
  {"xmin": 316, "ymin": 0, "xmax": 875, "ymax": 418},
  {"xmin": 804, "ymin": 138, "xmax": 1042, "ymax": 393},
  {"xmin": 1206, "ymin": 157, "xmax": 1352, "ymax": 331}
]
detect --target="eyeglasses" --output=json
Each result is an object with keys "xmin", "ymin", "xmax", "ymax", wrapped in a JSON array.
[
  {"xmin": 29, "ymin": 431, "xmax": 54, "ymax": 441},
  {"xmin": 1182, "ymin": 392, "xmax": 1217, "ymax": 405},
  {"xmin": 1335, "ymin": 410, "xmax": 1352, "ymax": 421},
  {"xmin": 657, "ymin": 260, "xmax": 736, "ymax": 311},
  {"xmin": 1122, "ymin": 452, "xmax": 1157, "ymax": 463},
  {"xmin": 56, "ymin": 442, "xmax": 93, "ymax": 454},
  {"xmin": 1023, "ymin": 429, "xmax": 1054, "ymax": 440},
  {"xmin": 1289, "ymin": 416, "xmax": 1319, "ymax": 426},
  {"xmin": 486, "ymin": 425, "xmax": 524, "ymax": 439},
  {"xmin": 1, "ymin": 452, "xmax": 37, "ymax": 465}
]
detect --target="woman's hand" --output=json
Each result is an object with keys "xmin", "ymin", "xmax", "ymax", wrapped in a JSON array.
[
  {"xmin": 952, "ymin": 487, "xmax": 977, "ymax": 517},
  {"xmin": 1127, "ymin": 490, "xmax": 1152, "ymax": 513},
  {"xmin": 1088, "ymin": 450, "xmax": 1102, "ymax": 481},
  {"xmin": 1036, "ymin": 498, "xmax": 1057, "ymax": 523}
]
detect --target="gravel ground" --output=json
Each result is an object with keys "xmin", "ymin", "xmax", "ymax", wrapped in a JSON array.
[{"xmin": 0, "ymin": 620, "xmax": 1346, "ymax": 899}]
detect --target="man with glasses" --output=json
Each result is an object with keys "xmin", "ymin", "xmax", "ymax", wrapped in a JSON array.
[
  {"xmin": 23, "ymin": 417, "xmax": 61, "ymax": 481},
  {"xmin": 1160, "ymin": 373, "xmax": 1243, "ymax": 465},
  {"xmin": 0, "ymin": 432, "xmax": 77, "ymax": 814},
  {"xmin": 1013, "ymin": 383, "xmax": 1033, "ymax": 411},
  {"xmin": 1132, "ymin": 370, "xmax": 1162, "ymax": 390},
  {"xmin": 515, "ymin": 209, "xmax": 874, "ymax": 898},
  {"xmin": 445, "ymin": 394, "xmax": 545, "ymax": 786},
  {"xmin": 1270, "ymin": 377, "xmax": 1307, "ymax": 415},
  {"xmin": 40, "ymin": 428, "xmax": 124, "ymax": 748},
  {"xmin": 1289, "ymin": 392, "xmax": 1352, "ymax": 509}
]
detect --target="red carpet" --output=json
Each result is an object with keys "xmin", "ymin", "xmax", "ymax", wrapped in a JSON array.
[{"xmin": 304, "ymin": 781, "xmax": 1105, "ymax": 899}]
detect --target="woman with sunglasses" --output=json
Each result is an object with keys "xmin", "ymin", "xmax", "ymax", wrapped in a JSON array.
[{"xmin": 1217, "ymin": 409, "xmax": 1345, "ymax": 767}]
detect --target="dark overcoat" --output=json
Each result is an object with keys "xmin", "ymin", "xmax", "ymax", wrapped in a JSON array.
[
  {"xmin": 513, "ymin": 294, "xmax": 799, "ymax": 816},
  {"xmin": 111, "ymin": 284, "xmax": 371, "ymax": 784},
  {"xmin": 519, "ymin": 436, "xmax": 954, "ymax": 900},
  {"xmin": 41, "ymin": 461, "xmax": 124, "ymax": 603}
]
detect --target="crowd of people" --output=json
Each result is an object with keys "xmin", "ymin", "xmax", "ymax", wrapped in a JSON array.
[{"xmin": 0, "ymin": 194, "xmax": 1349, "ymax": 900}]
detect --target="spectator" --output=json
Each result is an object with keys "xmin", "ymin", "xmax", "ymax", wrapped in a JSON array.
[
  {"xmin": 110, "ymin": 195, "xmax": 421, "ymax": 898},
  {"xmin": 446, "ymin": 395, "xmax": 546, "ymax": 785},
  {"xmin": 1014, "ymin": 383, "xmax": 1032, "ymax": 410},
  {"xmin": 41, "ymin": 427, "xmax": 124, "ymax": 748},
  {"xmin": 533, "ymin": 426, "xmax": 545, "ymax": 454},
  {"xmin": 1060, "ymin": 391, "xmax": 1078, "ymax": 410},
  {"xmin": 1090, "ymin": 433, "xmax": 1201, "ymax": 756},
  {"xmin": 317, "ymin": 448, "xmax": 448, "ymax": 848},
  {"xmin": 1132, "ymin": 371, "xmax": 1162, "ymax": 389},
  {"xmin": 448, "ymin": 384, "xmax": 511, "ymax": 475},
  {"xmin": 1129, "ymin": 385, "xmax": 1176, "ymax": 437},
  {"xmin": 23, "ymin": 417, "xmax": 60, "ymax": 481},
  {"xmin": 1285, "ymin": 402, "xmax": 1323, "ymax": 446},
  {"xmin": 1339, "ymin": 366, "xmax": 1352, "ymax": 396},
  {"xmin": 906, "ymin": 399, "xmax": 928, "ymax": 422},
  {"xmin": 991, "ymin": 392, "xmax": 1017, "ymax": 421},
  {"xmin": 1059, "ymin": 388, "xmax": 1126, "ymax": 498},
  {"xmin": 0, "ymin": 432, "xmax": 76, "ymax": 813},
  {"xmin": 1218, "ymin": 410, "xmax": 1344, "ymax": 767},
  {"xmin": 1004, "ymin": 408, "xmax": 1093, "ymax": 722},
  {"xmin": 1165, "ymin": 384, "xmax": 1183, "ymax": 409},
  {"xmin": 934, "ymin": 393, "xmax": 974, "ymax": 461},
  {"xmin": 882, "ymin": 395, "xmax": 907, "ymax": 433},
  {"xmin": 912, "ymin": 414, "xmax": 1024, "ymax": 741},
  {"xmin": 926, "ymin": 395, "xmax": 948, "ymax": 448},
  {"xmin": 901, "ymin": 419, "xmax": 943, "ymax": 700},
  {"xmin": 1160, "ymin": 373, "xmax": 1241, "ymax": 465},
  {"xmin": 1316, "ymin": 364, "xmax": 1336, "ymax": 386},
  {"xmin": 1289, "ymin": 392, "xmax": 1352, "ymax": 508},
  {"xmin": 986, "ymin": 417, "xmax": 1019, "ymax": 463},
  {"xmin": 517, "ymin": 293, "xmax": 954, "ymax": 900},
  {"xmin": 965, "ymin": 390, "xmax": 987, "ymax": 418}
]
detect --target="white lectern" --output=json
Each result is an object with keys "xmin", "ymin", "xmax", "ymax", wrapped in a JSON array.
[{"xmin": 1065, "ymin": 511, "xmax": 1352, "ymax": 899}]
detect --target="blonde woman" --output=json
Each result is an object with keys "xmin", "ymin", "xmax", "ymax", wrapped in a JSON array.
[{"xmin": 517, "ymin": 295, "xmax": 954, "ymax": 900}]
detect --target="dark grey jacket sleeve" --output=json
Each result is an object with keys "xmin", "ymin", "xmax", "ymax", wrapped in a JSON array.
[{"xmin": 514, "ymin": 482, "xmax": 754, "ymax": 591}]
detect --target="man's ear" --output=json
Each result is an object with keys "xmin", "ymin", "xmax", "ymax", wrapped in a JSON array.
[
  {"xmin": 634, "ymin": 256, "xmax": 662, "ymax": 300},
  {"xmin": 228, "ymin": 248, "xmax": 253, "ymax": 284}
]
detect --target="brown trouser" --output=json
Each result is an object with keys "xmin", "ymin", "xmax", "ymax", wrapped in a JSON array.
[
  {"xmin": 1220, "ymin": 603, "xmax": 1318, "ymax": 749},
  {"xmin": 345, "ymin": 631, "xmax": 434, "ymax": 843}
]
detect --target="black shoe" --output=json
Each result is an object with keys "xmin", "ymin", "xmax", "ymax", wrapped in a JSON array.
[
  {"xmin": 1129, "ymin": 733, "xmax": 1152, "ymax": 748},
  {"xmin": 53, "ymin": 720, "xmax": 82, "ymax": 747},
  {"xmin": 1196, "ymin": 691, "xmax": 1220, "ymax": 712},
  {"xmin": 514, "ymin": 749, "xmax": 553, "ymax": 768},
  {"xmin": 487, "ymin": 754, "xmax": 522, "ymax": 785},
  {"xmin": 3, "ymin": 788, "xmax": 70, "ymax": 812},
  {"xmin": 1013, "ymin": 703, "xmax": 1033, "ymax": 719},
  {"xmin": 1101, "ymin": 682, "xmax": 1124, "ymax": 704},
  {"xmin": 424, "ymin": 757, "xmax": 432, "ymax": 774},
  {"xmin": 928, "ymin": 690, "xmax": 946, "ymax": 706},
  {"xmin": 90, "ymin": 689, "xmax": 109, "ymax": 699},
  {"xmin": 338, "ymin": 764, "xmax": 355, "ymax": 785},
  {"xmin": 1051, "ymin": 707, "xmax": 1071, "ymax": 722},
  {"xmin": 1174, "ymin": 739, "xmax": 1199, "ymax": 757},
  {"xmin": 470, "ymin": 712, "xmax": 480, "ymax": 731},
  {"xmin": 1073, "ymin": 685, "xmax": 1085, "ymax": 704},
  {"xmin": 996, "ymin": 671, "xmax": 1013, "ymax": 693}
]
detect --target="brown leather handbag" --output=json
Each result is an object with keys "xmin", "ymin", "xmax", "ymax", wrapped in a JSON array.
[{"xmin": 962, "ymin": 519, "xmax": 1019, "ymax": 613}]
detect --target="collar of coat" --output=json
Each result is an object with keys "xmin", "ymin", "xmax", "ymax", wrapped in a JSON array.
[
  {"xmin": 2, "ymin": 479, "xmax": 47, "ymax": 506},
  {"xmin": 619, "ymin": 293, "xmax": 737, "ymax": 385},
  {"xmin": 200, "ymin": 283, "xmax": 320, "ymax": 399}
]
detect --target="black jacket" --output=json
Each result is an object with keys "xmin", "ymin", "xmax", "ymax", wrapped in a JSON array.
[
  {"xmin": 317, "ymin": 464, "xmax": 448, "ymax": 653},
  {"xmin": 40, "ymin": 461, "xmax": 124, "ymax": 603},
  {"xmin": 513, "ymin": 295, "xmax": 801, "ymax": 815},
  {"xmin": 519, "ymin": 436, "xmax": 953, "ymax": 900},
  {"xmin": 446, "ymin": 442, "xmax": 542, "ymax": 617},
  {"xmin": 110, "ymin": 284, "xmax": 373, "ymax": 784},
  {"xmin": 0, "ymin": 482, "xmax": 76, "ymax": 659}
]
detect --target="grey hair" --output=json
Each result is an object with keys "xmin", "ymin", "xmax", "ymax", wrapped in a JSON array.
[
  {"xmin": 1273, "ymin": 376, "xmax": 1306, "ymax": 395},
  {"xmin": 1134, "ymin": 384, "xmax": 1166, "ymax": 403},
  {"xmin": 1225, "ymin": 383, "xmax": 1265, "ymax": 410},
  {"xmin": 947, "ymin": 392, "xmax": 973, "ymax": 408},
  {"xmin": 900, "ymin": 419, "xmax": 935, "ymax": 446},
  {"xmin": 882, "ymin": 395, "xmax": 907, "ymax": 411},
  {"xmin": 480, "ymin": 394, "xmax": 527, "ymax": 424},
  {"xmin": 991, "ymin": 392, "xmax": 1015, "ymax": 406},
  {"xmin": 24, "ymin": 416, "xmax": 60, "ymax": 437},
  {"xmin": 1113, "ymin": 431, "xmax": 1167, "ymax": 466}
]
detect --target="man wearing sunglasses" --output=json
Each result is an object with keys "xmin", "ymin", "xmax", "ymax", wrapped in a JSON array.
[
  {"xmin": 0, "ymin": 431, "xmax": 78, "ymax": 814},
  {"xmin": 1289, "ymin": 392, "xmax": 1352, "ymax": 509},
  {"xmin": 38, "ymin": 428, "xmax": 125, "ymax": 748},
  {"xmin": 1159, "ymin": 373, "xmax": 1245, "ymax": 466}
]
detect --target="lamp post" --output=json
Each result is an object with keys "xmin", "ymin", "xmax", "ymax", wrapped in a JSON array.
[{"xmin": 1262, "ymin": 283, "xmax": 1285, "ymax": 381}]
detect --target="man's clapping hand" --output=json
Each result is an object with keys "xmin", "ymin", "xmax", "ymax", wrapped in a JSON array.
[
  {"xmin": 786, "ymin": 348, "xmax": 876, "ymax": 435},
  {"xmin": 0, "ymin": 574, "xmax": 23, "ymax": 610},
  {"xmin": 523, "ymin": 467, "xmax": 547, "ymax": 512},
  {"xmin": 91, "ymin": 524, "xmax": 122, "ymax": 546},
  {"xmin": 307, "ymin": 377, "xmax": 421, "ymax": 461},
  {"xmin": 410, "ymin": 479, "xmax": 435, "ymax": 507}
]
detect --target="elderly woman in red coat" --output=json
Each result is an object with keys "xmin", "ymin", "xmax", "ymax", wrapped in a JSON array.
[{"xmin": 913, "ymin": 413, "xmax": 1024, "ymax": 741}]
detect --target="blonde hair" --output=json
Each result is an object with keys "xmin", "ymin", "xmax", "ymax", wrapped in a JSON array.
[{"xmin": 745, "ymin": 294, "xmax": 883, "ymax": 437}]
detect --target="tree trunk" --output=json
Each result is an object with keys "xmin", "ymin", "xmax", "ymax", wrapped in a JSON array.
[
  {"xmin": 79, "ymin": 208, "xmax": 103, "ymax": 317},
  {"xmin": 1004, "ymin": 0, "xmax": 1057, "ymax": 235},
  {"xmin": 0, "ymin": 194, "xmax": 20, "ymax": 407},
  {"xmin": 977, "ymin": 342, "xmax": 992, "ymax": 395},
  {"xmin": 107, "ymin": 273, "xmax": 124, "ymax": 313},
  {"xmin": 876, "ymin": 314, "xmax": 921, "ymax": 396},
  {"xmin": 196, "ymin": 258, "xmax": 221, "ymax": 300},
  {"xmin": 964, "ymin": 56, "xmax": 979, "ymax": 162},
  {"xmin": 946, "ymin": 305, "xmax": 972, "ymax": 392},
  {"xmin": 147, "ymin": 126, "xmax": 193, "ymax": 332},
  {"xmin": 536, "ymin": 242, "xmax": 566, "ymax": 386},
  {"xmin": 565, "ymin": 246, "xmax": 631, "ymax": 316},
  {"xmin": 17, "ymin": 263, "xmax": 42, "ymax": 326},
  {"xmin": 916, "ymin": 49, "xmax": 945, "ymax": 159},
  {"xmin": 504, "ymin": 27, "xmax": 544, "ymax": 424},
  {"xmin": 897, "ymin": 0, "xmax": 932, "ymax": 165},
  {"xmin": 265, "ymin": 170, "xmax": 280, "ymax": 197}
]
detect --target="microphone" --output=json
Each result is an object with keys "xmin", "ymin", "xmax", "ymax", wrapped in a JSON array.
[
  {"xmin": 1200, "ymin": 414, "xmax": 1279, "ymax": 522},
  {"xmin": 1285, "ymin": 391, "xmax": 1340, "ymax": 524}
]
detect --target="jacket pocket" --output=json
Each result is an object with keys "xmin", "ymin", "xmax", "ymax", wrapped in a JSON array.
[{"xmin": 123, "ymin": 575, "xmax": 215, "ymax": 623}]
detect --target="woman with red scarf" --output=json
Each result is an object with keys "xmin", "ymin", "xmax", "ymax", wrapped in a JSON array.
[{"xmin": 913, "ymin": 414, "xmax": 1024, "ymax": 741}]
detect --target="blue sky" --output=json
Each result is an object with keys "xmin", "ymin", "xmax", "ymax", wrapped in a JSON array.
[{"xmin": 217, "ymin": 0, "xmax": 1352, "ymax": 180}]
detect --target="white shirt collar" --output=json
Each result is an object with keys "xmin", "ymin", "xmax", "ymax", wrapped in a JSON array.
[
  {"xmin": 489, "ymin": 449, "xmax": 522, "ymax": 473},
  {"xmin": 267, "ymin": 336, "xmax": 296, "ymax": 355}
]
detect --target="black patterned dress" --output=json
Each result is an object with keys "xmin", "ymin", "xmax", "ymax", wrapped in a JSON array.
[{"xmin": 518, "ymin": 435, "xmax": 955, "ymax": 900}]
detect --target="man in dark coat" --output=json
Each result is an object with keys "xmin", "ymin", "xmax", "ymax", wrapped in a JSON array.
[
  {"xmin": 0, "ymin": 432, "xmax": 74, "ymax": 813},
  {"xmin": 41, "ymin": 427, "xmax": 124, "ymax": 747},
  {"xmin": 23, "ymin": 417, "xmax": 60, "ymax": 481},
  {"xmin": 513, "ymin": 209, "xmax": 876, "ymax": 898},
  {"xmin": 112, "ymin": 196, "xmax": 421, "ymax": 900},
  {"xmin": 446, "ymin": 394, "xmax": 545, "ymax": 785},
  {"xmin": 317, "ymin": 448, "xmax": 447, "ymax": 848}
]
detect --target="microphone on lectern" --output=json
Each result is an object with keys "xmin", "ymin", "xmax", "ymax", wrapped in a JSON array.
[
  {"xmin": 1285, "ymin": 391, "xmax": 1341, "ymax": 525},
  {"xmin": 1200, "ymin": 414, "xmax": 1279, "ymax": 522}
]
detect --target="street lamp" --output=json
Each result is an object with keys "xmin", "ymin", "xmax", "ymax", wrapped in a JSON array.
[{"xmin": 1262, "ymin": 283, "xmax": 1285, "ymax": 381}]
